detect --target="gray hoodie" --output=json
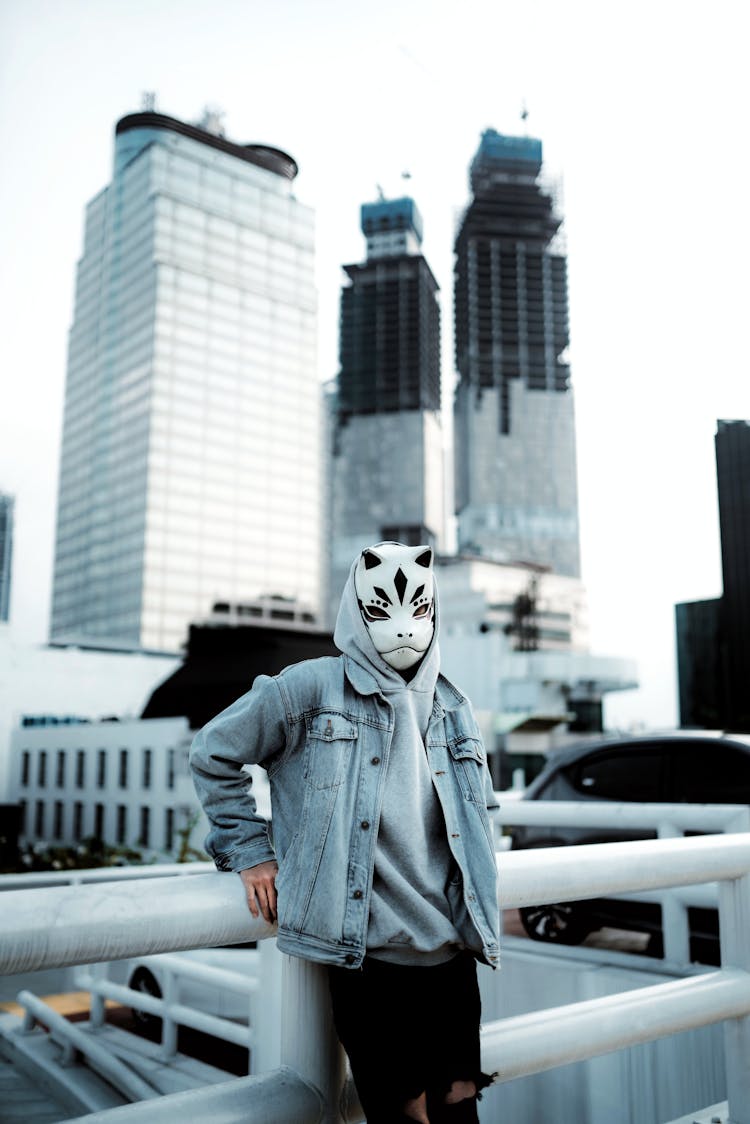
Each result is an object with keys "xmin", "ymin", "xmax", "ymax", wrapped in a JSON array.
[{"xmin": 333, "ymin": 557, "xmax": 465, "ymax": 965}]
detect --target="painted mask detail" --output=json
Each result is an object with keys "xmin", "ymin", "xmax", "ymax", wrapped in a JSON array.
[{"xmin": 354, "ymin": 542, "xmax": 435, "ymax": 670}]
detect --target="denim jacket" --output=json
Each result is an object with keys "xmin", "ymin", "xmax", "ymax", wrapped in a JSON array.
[{"xmin": 190, "ymin": 653, "xmax": 500, "ymax": 969}]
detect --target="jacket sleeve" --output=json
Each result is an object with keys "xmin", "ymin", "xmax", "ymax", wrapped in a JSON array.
[{"xmin": 189, "ymin": 674, "xmax": 289, "ymax": 873}]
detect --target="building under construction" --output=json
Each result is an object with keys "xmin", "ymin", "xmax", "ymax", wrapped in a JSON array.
[
  {"xmin": 453, "ymin": 129, "xmax": 581, "ymax": 578},
  {"xmin": 329, "ymin": 197, "xmax": 444, "ymax": 615}
]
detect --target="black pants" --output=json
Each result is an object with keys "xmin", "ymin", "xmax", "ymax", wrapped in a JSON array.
[{"xmin": 327, "ymin": 952, "xmax": 493, "ymax": 1124}]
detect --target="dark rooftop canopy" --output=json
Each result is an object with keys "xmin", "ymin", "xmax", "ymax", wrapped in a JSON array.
[{"xmin": 116, "ymin": 111, "xmax": 298, "ymax": 180}]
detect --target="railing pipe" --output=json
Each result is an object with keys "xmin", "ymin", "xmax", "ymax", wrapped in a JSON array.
[
  {"xmin": 4, "ymin": 835, "xmax": 750, "ymax": 975},
  {"xmin": 114, "ymin": 951, "xmax": 261, "ymax": 994},
  {"xmin": 0, "ymin": 872, "xmax": 275, "ymax": 973},
  {"xmin": 0, "ymin": 862, "xmax": 214, "ymax": 890},
  {"xmin": 62, "ymin": 1066, "xmax": 324, "ymax": 1123},
  {"xmin": 613, "ymin": 884, "xmax": 717, "ymax": 909},
  {"xmin": 75, "ymin": 974, "xmax": 254, "ymax": 1050},
  {"xmin": 16, "ymin": 990, "xmax": 160, "ymax": 1103},
  {"xmin": 480, "ymin": 967, "xmax": 750, "ymax": 1082},
  {"xmin": 501, "ymin": 833, "xmax": 750, "ymax": 909},
  {"xmin": 498, "ymin": 801, "xmax": 749, "ymax": 832}
]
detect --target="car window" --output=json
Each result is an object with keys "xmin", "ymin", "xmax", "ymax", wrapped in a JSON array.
[
  {"xmin": 565, "ymin": 747, "xmax": 665, "ymax": 801},
  {"xmin": 671, "ymin": 744, "xmax": 750, "ymax": 805}
]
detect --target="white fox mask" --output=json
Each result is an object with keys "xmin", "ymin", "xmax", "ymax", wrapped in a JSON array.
[{"xmin": 354, "ymin": 542, "xmax": 435, "ymax": 670}]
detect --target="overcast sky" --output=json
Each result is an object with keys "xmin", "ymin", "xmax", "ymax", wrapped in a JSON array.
[{"xmin": 1, "ymin": 0, "xmax": 747, "ymax": 728}]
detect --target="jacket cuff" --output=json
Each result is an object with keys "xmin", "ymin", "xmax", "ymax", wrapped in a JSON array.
[{"xmin": 213, "ymin": 840, "xmax": 277, "ymax": 873}]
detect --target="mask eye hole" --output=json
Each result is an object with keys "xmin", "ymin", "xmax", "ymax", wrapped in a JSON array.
[
  {"xmin": 413, "ymin": 603, "xmax": 431, "ymax": 619},
  {"xmin": 363, "ymin": 605, "xmax": 390, "ymax": 621}
]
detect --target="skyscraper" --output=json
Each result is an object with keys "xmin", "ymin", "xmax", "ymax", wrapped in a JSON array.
[
  {"xmin": 715, "ymin": 419, "xmax": 750, "ymax": 730},
  {"xmin": 330, "ymin": 197, "xmax": 444, "ymax": 608},
  {"xmin": 51, "ymin": 110, "xmax": 321, "ymax": 653},
  {"xmin": 0, "ymin": 492, "xmax": 13, "ymax": 622},
  {"xmin": 676, "ymin": 419, "xmax": 750, "ymax": 732},
  {"xmin": 453, "ymin": 129, "xmax": 581, "ymax": 577}
]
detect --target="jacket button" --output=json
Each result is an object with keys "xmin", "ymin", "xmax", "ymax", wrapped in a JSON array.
[
  {"xmin": 345, "ymin": 954, "xmax": 356, "ymax": 964},
  {"xmin": 360, "ymin": 820, "xmax": 370, "ymax": 830},
  {"xmin": 352, "ymin": 890, "xmax": 363, "ymax": 899},
  {"xmin": 371, "ymin": 756, "xmax": 380, "ymax": 765}
]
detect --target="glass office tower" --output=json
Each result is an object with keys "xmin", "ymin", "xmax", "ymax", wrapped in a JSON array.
[
  {"xmin": 453, "ymin": 129, "xmax": 581, "ymax": 577},
  {"xmin": 51, "ymin": 111, "xmax": 321, "ymax": 653}
]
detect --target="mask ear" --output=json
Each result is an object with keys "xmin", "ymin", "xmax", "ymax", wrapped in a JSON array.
[
  {"xmin": 362, "ymin": 549, "xmax": 382, "ymax": 570},
  {"xmin": 415, "ymin": 547, "xmax": 433, "ymax": 568}
]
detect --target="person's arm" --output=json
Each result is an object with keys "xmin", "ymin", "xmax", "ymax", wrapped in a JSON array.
[{"xmin": 189, "ymin": 674, "xmax": 289, "ymax": 922}]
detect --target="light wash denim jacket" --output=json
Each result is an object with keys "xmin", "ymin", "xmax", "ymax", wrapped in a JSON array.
[{"xmin": 190, "ymin": 653, "xmax": 501, "ymax": 969}]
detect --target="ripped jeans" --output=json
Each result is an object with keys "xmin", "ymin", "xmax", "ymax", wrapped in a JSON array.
[{"xmin": 327, "ymin": 952, "xmax": 494, "ymax": 1123}]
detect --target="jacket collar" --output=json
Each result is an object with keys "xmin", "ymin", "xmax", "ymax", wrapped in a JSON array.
[
  {"xmin": 435, "ymin": 674, "xmax": 468, "ymax": 711},
  {"xmin": 343, "ymin": 654, "xmax": 382, "ymax": 696},
  {"xmin": 343, "ymin": 654, "xmax": 467, "ymax": 713}
]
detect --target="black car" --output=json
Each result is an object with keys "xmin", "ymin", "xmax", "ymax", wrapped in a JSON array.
[{"xmin": 509, "ymin": 733, "xmax": 750, "ymax": 964}]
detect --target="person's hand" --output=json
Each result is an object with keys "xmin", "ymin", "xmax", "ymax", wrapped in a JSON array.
[{"xmin": 238, "ymin": 861, "xmax": 278, "ymax": 924}]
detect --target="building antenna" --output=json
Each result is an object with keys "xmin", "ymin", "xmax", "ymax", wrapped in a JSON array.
[
  {"xmin": 141, "ymin": 91, "xmax": 157, "ymax": 112},
  {"xmin": 375, "ymin": 183, "xmax": 386, "ymax": 201},
  {"xmin": 520, "ymin": 99, "xmax": 529, "ymax": 133}
]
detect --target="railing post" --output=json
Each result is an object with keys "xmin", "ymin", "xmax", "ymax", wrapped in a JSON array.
[
  {"xmin": 726, "ymin": 808, "xmax": 750, "ymax": 834},
  {"xmin": 657, "ymin": 820, "xmax": 691, "ymax": 964},
  {"xmin": 60, "ymin": 1035, "xmax": 76, "ymax": 1066},
  {"xmin": 160, "ymin": 967, "xmax": 178, "ymax": 1061},
  {"xmin": 89, "ymin": 962, "xmax": 107, "ymax": 1029},
  {"xmin": 253, "ymin": 938, "xmax": 283, "ymax": 1074},
  {"xmin": 660, "ymin": 892, "xmax": 691, "ymax": 964},
  {"xmin": 719, "ymin": 871, "xmax": 750, "ymax": 1124},
  {"xmin": 280, "ymin": 954, "xmax": 345, "ymax": 1124}
]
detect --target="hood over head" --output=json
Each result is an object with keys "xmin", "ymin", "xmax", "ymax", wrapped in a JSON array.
[{"xmin": 334, "ymin": 542, "xmax": 440, "ymax": 691}]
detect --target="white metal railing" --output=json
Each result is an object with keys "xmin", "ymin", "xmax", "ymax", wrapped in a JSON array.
[
  {"xmin": 17, "ymin": 990, "xmax": 160, "ymax": 1103},
  {"xmin": 74, "ymin": 943, "xmax": 283, "ymax": 1074},
  {"xmin": 496, "ymin": 799, "xmax": 750, "ymax": 835},
  {"xmin": 1, "ymin": 834, "xmax": 749, "ymax": 1123},
  {"xmin": 497, "ymin": 799, "xmax": 750, "ymax": 963}
]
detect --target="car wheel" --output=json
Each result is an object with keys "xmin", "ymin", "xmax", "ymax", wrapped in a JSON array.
[
  {"xmin": 519, "ymin": 902, "xmax": 593, "ymax": 945},
  {"xmin": 128, "ymin": 967, "xmax": 163, "ymax": 1036}
]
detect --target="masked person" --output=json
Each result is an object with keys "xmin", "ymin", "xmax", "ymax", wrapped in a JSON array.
[{"xmin": 190, "ymin": 543, "xmax": 500, "ymax": 1123}]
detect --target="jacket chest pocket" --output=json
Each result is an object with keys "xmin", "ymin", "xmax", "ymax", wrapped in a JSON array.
[
  {"xmin": 448, "ymin": 736, "xmax": 487, "ymax": 804},
  {"xmin": 304, "ymin": 713, "xmax": 358, "ymax": 789}
]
